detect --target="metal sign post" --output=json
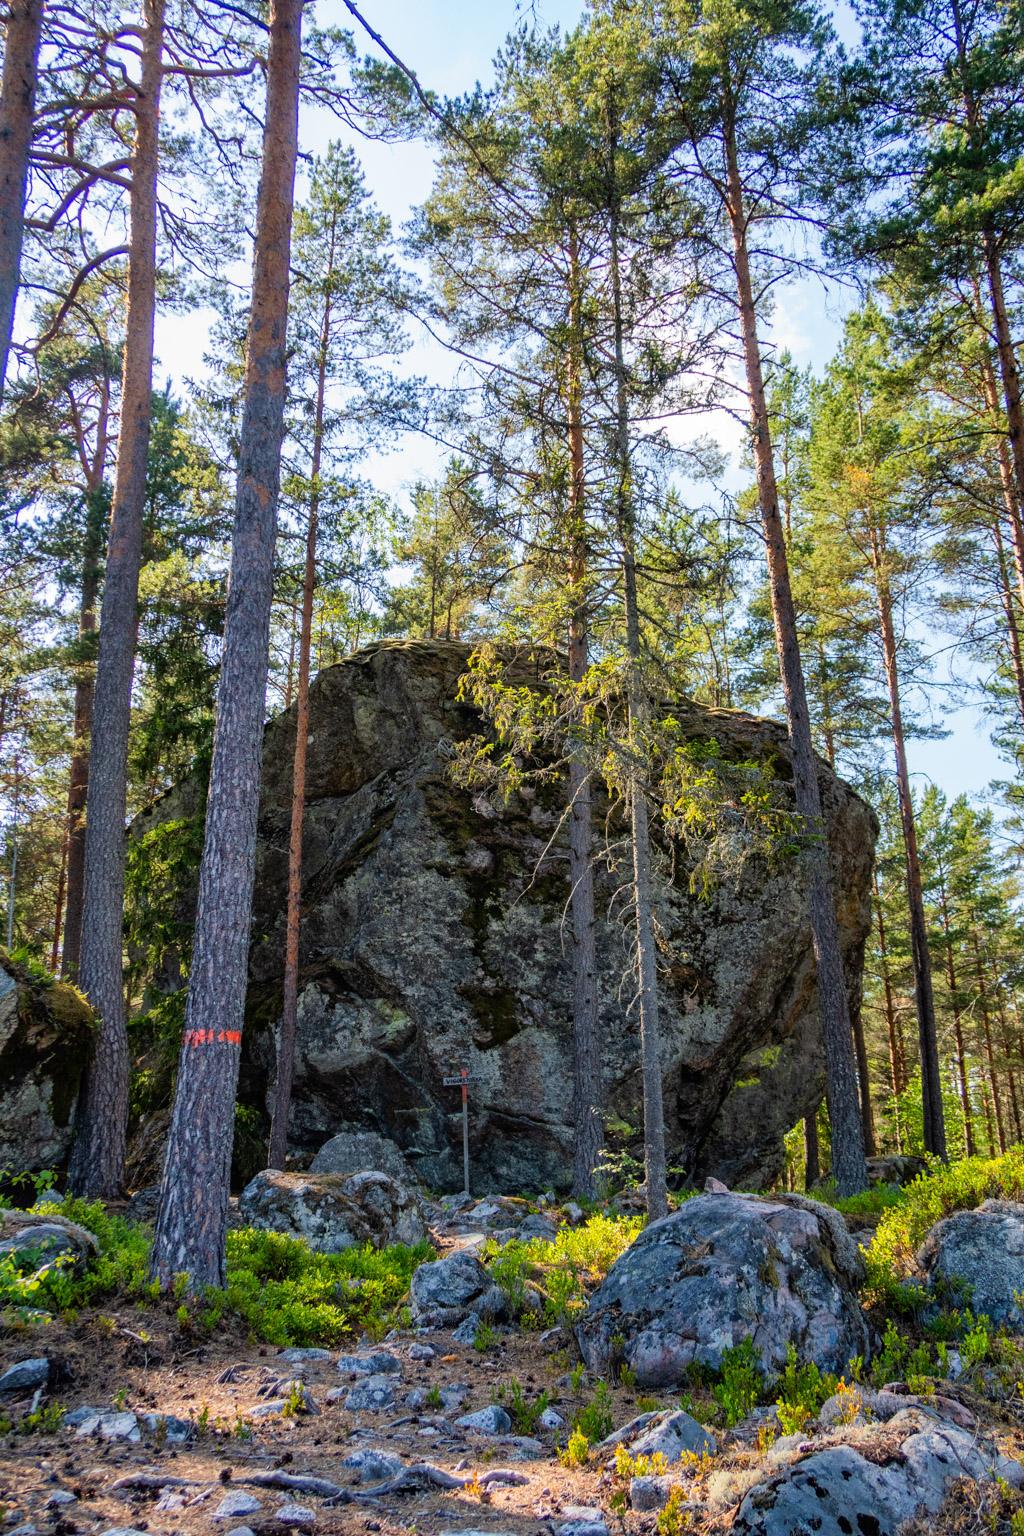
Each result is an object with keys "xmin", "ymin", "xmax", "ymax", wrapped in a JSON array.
[{"xmin": 443, "ymin": 1068, "xmax": 476, "ymax": 1196}]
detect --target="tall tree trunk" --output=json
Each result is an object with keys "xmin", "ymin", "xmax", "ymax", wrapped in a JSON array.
[
  {"xmin": 803, "ymin": 1112, "xmax": 820, "ymax": 1190},
  {"xmin": 972, "ymin": 931, "xmax": 1006, "ymax": 1153},
  {"xmin": 723, "ymin": 122, "xmax": 867, "ymax": 1194},
  {"xmin": 49, "ymin": 830, "xmax": 67, "ymax": 973},
  {"xmin": 870, "ymin": 548, "xmax": 946, "ymax": 1158},
  {"xmin": 607, "ymin": 128, "xmax": 667, "ymax": 1220},
  {"xmin": 68, "ymin": 0, "xmax": 164, "ymax": 1198},
  {"xmin": 978, "ymin": 343, "xmax": 1024, "ymax": 624},
  {"xmin": 874, "ymin": 872, "xmax": 906, "ymax": 1105},
  {"xmin": 62, "ymin": 488, "xmax": 106, "ymax": 980},
  {"xmin": 992, "ymin": 518, "xmax": 1024, "ymax": 734},
  {"xmin": 980, "ymin": 1076, "xmax": 997, "ymax": 1156},
  {"xmin": 566, "ymin": 225, "xmax": 601, "ymax": 1199},
  {"xmin": 267, "ymin": 290, "xmax": 332, "ymax": 1172},
  {"xmin": 149, "ymin": 0, "xmax": 302, "ymax": 1288},
  {"xmin": 851, "ymin": 1006, "xmax": 876, "ymax": 1156},
  {"xmin": 0, "ymin": 0, "xmax": 42, "ymax": 401},
  {"xmin": 940, "ymin": 884, "xmax": 976, "ymax": 1157},
  {"xmin": 998, "ymin": 1003, "xmax": 1022, "ymax": 1143}
]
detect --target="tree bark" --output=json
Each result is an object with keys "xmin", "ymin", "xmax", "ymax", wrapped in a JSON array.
[
  {"xmin": 972, "ymin": 930, "xmax": 1006, "ymax": 1153},
  {"xmin": 874, "ymin": 873, "xmax": 906, "ymax": 1111},
  {"xmin": 68, "ymin": 0, "xmax": 164, "ymax": 1199},
  {"xmin": 992, "ymin": 518, "xmax": 1024, "ymax": 734},
  {"xmin": 566, "ymin": 225, "xmax": 602, "ymax": 1199},
  {"xmin": 49, "ymin": 830, "xmax": 67, "ymax": 973},
  {"xmin": 803, "ymin": 1112, "xmax": 820, "ymax": 1190},
  {"xmin": 0, "ymin": 0, "xmax": 43, "ymax": 401},
  {"xmin": 851, "ymin": 1006, "xmax": 876, "ymax": 1156},
  {"xmin": 267, "ymin": 288, "xmax": 332, "ymax": 1171},
  {"xmin": 607, "ymin": 128, "xmax": 668, "ymax": 1220},
  {"xmin": 870, "ymin": 549, "xmax": 946, "ymax": 1157},
  {"xmin": 149, "ymin": 0, "xmax": 302, "ymax": 1289},
  {"xmin": 723, "ymin": 121, "xmax": 868, "ymax": 1194},
  {"xmin": 61, "ymin": 488, "xmax": 107, "ymax": 980},
  {"xmin": 939, "ymin": 881, "xmax": 975, "ymax": 1157},
  {"xmin": 998, "ymin": 1003, "xmax": 1022, "ymax": 1143}
]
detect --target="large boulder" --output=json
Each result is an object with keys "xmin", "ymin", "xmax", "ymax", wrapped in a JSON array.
[
  {"xmin": 0, "ymin": 1208, "xmax": 99, "ymax": 1276},
  {"xmin": 309, "ymin": 1131, "xmax": 418, "ymax": 1186},
  {"xmin": 917, "ymin": 1198, "xmax": 1024, "ymax": 1325},
  {"xmin": 134, "ymin": 640, "xmax": 877, "ymax": 1192},
  {"xmin": 0, "ymin": 951, "xmax": 95, "ymax": 1176},
  {"xmin": 238, "ymin": 1169, "xmax": 426, "ymax": 1252},
  {"xmin": 408, "ymin": 1248, "xmax": 506, "ymax": 1325},
  {"xmin": 577, "ymin": 1192, "xmax": 869, "ymax": 1386}
]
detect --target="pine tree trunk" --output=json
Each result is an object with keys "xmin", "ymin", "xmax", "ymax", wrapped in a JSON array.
[
  {"xmin": 0, "ymin": 0, "xmax": 42, "ymax": 401},
  {"xmin": 149, "ymin": 0, "xmax": 302, "ymax": 1289},
  {"xmin": 998, "ymin": 1004, "xmax": 1022, "ymax": 1143},
  {"xmin": 851, "ymin": 1005, "xmax": 876, "ymax": 1156},
  {"xmin": 68, "ymin": 0, "xmax": 164, "ymax": 1198},
  {"xmin": 803, "ymin": 1112, "xmax": 820, "ymax": 1189},
  {"xmin": 50, "ymin": 831, "xmax": 67, "ymax": 973},
  {"xmin": 870, "ymin": 556, "xmax": 946, "ymax": 1157},
  {"xmin": 992, "ymin": 519, "xmax": 1024, "ymax": 731},
  {"xmin": 940, "ymin": 885, "xmax": 976, "ymax": 1157},
  {"xmin": 973, "ymin": 932, "xmax": 1006, "ymax": 1153},
  {"xmin": 980, "ymin": 1076, "xmax": 997, "ymax": 1156},
  {"xmin": 607, "ymin": 141, "xmax": 667, "ymax": 1220},
  {"xmin": 566, "ymin": 226, "xmax": 601, "ymax": 1199},
  {"xmin": 723, "ymin": 123, "xmax": 867, "ymax": 1195},
  {"xmin": 61, "ymin": 489, "xmax": 106, "ymax": 980},
  {"xmin": 267, "ymin": 304, "xmax": 331, "ymax": 1172},
  {"xmin": 978, "ymin": 344, "xmax": 1024, "ymax": 626},
  {"xmin": 874, "ymin": 873, "xmax": 905, "ymax": 1107}
]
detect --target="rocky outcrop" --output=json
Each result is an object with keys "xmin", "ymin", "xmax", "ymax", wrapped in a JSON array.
[
  {"xmin": 0, "ymin": 950, "xmax": 95, "ymax": 1176},
  {"xmin": 917, "ymin": 1198, "xmax": 1024, "ymax": 1325},
  {"xmin": 238, "ymin": 1169, "xmax": 426, "ymax": 1253},
  {"xmin": 133, "ymin": 639, "xmax": 877, "ymax": 1193},
  {"xmin": 576, "ymin": 1191, "xmax": 870, "ymax": 1385}
]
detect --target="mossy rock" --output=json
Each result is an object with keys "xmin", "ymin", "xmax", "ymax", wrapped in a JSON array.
[{"xmin": 0, "ymin": 949, "xmax": 95, "ymax": 1176}]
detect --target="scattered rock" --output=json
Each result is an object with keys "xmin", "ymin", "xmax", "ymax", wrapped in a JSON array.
[
  {"xmin": 865, "ymin": 1153, "xmax": 927, "ymax": 1187},
  {"xmin": 336, "ymin": 1351, "xmax": 401, "ymax": 1375},
  {"xmin": 404, "ymin": 1388, "xmax": 427, "ymax": 1409},
  {"xmin": 409, "ymin": 1249, "xmax": 505, "ymax": 1326},
  {"xmin": 455, "ymin": 1405, "xmax": 512, "ymax": 1434},
  {"xmin": 224, "ymin": 1529, "xmax": 256, "ymax": 1536},
  {"xmin": 578, "ymin": 1192, "xmax": 869, "ymax": 1384},
  {"xmin": 439, "ymin": 1383, "xmax": 469, "ymax": 1409},
  {"xmin": 0, "ymin": 1358, "xmax": 49, "ymax": 1395},
  {"xmin": 0, "ymin": 1213, "xmax": 98, "ymax": 1277},
  {"xmin": 340, "ymin": 1448, "xmax": 404, "ymax": 1483},
  {"xmin": 557, "ymin": 1522, "xmax": 608, "ymax": 1536},
  {"xmin": 212, "ymin": 1491, "xmax": 262, "ymax": 1521},
  {"xmin": 629, "ymin": 1409, "xmax": 717, "ymax": 1462},
  {"xmin": 917, "ymin": 1199, "xmax": 1024, "ymax": 1326},
  {"xmin": 238, "ymin": 1169, "xmax": 425, "ymax": 1253},
  {"xmin": 630, "ymin": 1476, "xmax": 680, "ymax": 1512},
  {"xmin": 518, "ymin": 1213, "xmax": 558, "ymax": 1240},
  {"xmin": 44, "ymin": 1491, "xmax": 76, "ymax": 1508},
  {"xmin": 310, "ymin": 1130, "xmax": 419, "ymax": 1187},
  {"xmin": 139, "ymin": 1411, "xmax": 193, "ymax": 1443},
  {"xmin": 452, "ymin": 1312, "xmax": 482, "ymax": 1345},
  {"xmin": 409, "ymin": 1344, "xmax": 435, "ymax": 1360},
  {"xmin": 539, "ymin": 1407, "xmax": 564, "ymax": 1428},
  {"xmin": 74, "ymin": 1411, "xmax": 141, "ymax": 1442},
  {"xmin": 345, "ymin": 1375, "xmax": 396, "ymax": 1411},
  {"xmin": 275, "ymin": 1506, "xmax": 316, "ymax": 1527},
  {"xmin": 281, "ymin": 1347, "xmax": 333, "ymax": 1363}
]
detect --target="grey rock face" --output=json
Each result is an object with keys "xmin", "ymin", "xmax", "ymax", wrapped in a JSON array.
[
  {"xmin": 0, "ymin": 954, "xmax": 95, "ymax": 1174},
  {"xmin": 452, "ymin": 1312, "xmax": 482, "ymax": 1344},
  {"xmin": 732, "ymin": 1414, "xmax": 1024, "ymax": 1534},
  {"xmin": 630, "ymin": 1476, "xmax": 681, "ymax": 1513},
  {"xmin": 340, "ymin": 1448, "xmax": 404, "ymax": 1483},
  {"xmin": 345, "ymin": 1375, "xmax": 395, "ymax": 1411},
  {"xmin": 0, "ymin": 1211, "xmax": 98, "ymax": 1276},
  {"xmin": 577, "ymin": 1192, "xmax": 869, "ymax": 1386},
  {"xmin": 409, "ymin": 1249, "xmax": 496, "ymax": 1325},
  {"xmin": 310, "ymin": 1131, "xmax": 418, "ymax": 1186},
  {"xmin": 336, "ymin": 1351, "xmax": 401, "ymax": 1375},
  {"xmin": 238, "ymin": 1168, "xmax": 425, "ymax": 1253},
  {"xmin": 135, "ymin": 640, "xmax": 875, "ymax": 1193},
  {"xmin": 0, "ymin": 1357, "xmax": 49, "ymax": 1394},
  {"xmin": 139, "ymin": 1412, "xmax": 193, "ymax": 1443},
  {"xmin": 213, "ymin": 1492, "xmax": 262, "ymax": 1521},
  {"xmin": 455, "ymin": 1405, "xmax": 512, "ymax": 1434},
  {"xmin": 917, "ymin": 1199, "xmax": 1024, "ymax": 1325},
  {"xmin": 629, "ymin": 1410, "xmax": 717, "ymax": 1462}
]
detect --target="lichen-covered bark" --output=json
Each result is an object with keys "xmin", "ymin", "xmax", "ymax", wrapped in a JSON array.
[{"xmin": 0, "ymin": 0, "xmax": 42, "ymax": 400}]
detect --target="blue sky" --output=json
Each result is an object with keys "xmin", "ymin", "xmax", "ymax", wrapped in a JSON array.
[{"xmin": 153, "ymin": 0, "xmax": 1009, "ymax": 810}]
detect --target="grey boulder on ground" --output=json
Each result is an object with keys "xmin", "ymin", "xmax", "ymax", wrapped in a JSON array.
[
  {"xmin": 409, "ymin": 1248, "xmax": 506, "ymax": 1325},
  {"xmin": 917, "ymin": 1198, "xmax": 1024, "ymax": 1325},
  {"xmin": 577, "ymin": 1192, "xmax": 868, "ymax": 1386},
  {"xmin": 310, "ymin": 1131, "xmax": 419, "ymax": 1186},
  {"xmin": 0, "ymin": 1209, "xmax": 98, "ymax": 1276},
  {"xmin": 340, "ymin": 1447, "xmax": 403, "ymax": 1483},
  {"xmin": 336, "ymin": 1350, "xmax": 401, "ymax": 1375},
  {"xmin": 732, "ymin": 1411, "xmax": 1024, "ymax": 1534},
  {"xmin": 456, "ymin": 1405, "xmax": 512, "ymax": 1434},
  {"xmin": 238, "ymin": 1168, "xmax": 425, "ymax": 1253},
  {"xmin": 0, "ymin": 1358, "xmax": 50, "ymax": 1395},
  {"xmin": 344, "ymin": 1375, "xmax": 395, "ymax": 1411},
  {"xmin": 629, "ymin": 1409, "xmax": 717, "ymax": 1462}
]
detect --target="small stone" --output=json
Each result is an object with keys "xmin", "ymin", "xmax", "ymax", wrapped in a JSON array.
[
  {"xmin": 281, "ymin": 1347, "xmax": 332, "ymax": 1362},
  {"xmin": 455, "ymin": 1405, "xmax": 512, "ymax": 1434},
  {"xmin": 562, "ymin": 1508, "xmax": 604, "ymax": 1522},
  {"xmin": 404, "ymin": 1387, "xmax": 427, "ymax": 1409},
  {"xmin": 213, "ymin": 1491, "xmax": 262, "ymax": 1520},
  {"xmin": 98, "ymin": 1529, "xmax": 151, "ymax": 1536},
  {"xmin": 703, "ymin": 1177, "xmax": 729, "ymax": 1194},
  {"xmin": 340, "ymin": 1447, "xmax": 404, "ymax": 1482},
  {"xmin": 557, "ymin": 1523, "xmax": 607, "ymax": 1536},
  {"xmin": 519, "ymin": 1214, "xmax": 558, "ymax": 1241},
  {"xmin": 0, "ymin": 1358, "xmax": 49, "ymax": 1395},
  {"xmin": 452, "ymin": 1313, "xmax": 482, "ymax": 1345},
  {"xmin": 345, "ymin": 1375, "xmax": 395, "ymax": 1411},
  {"xmin": 44, "ymin": 1491, "xmax": 77, "ymax": 1508},
  {"xmin": 251, "ymin": 1399, "xmax": 289, "ymax": 1417},
  {"xmin": 76, "ymin": 1412, "xmax": 141, "ymax": 1443},
  {"xmin": 325, "ymin": 1386, "xmax": 346, "ymax": 1402},
  {"xmin": 337, "ymin": 1351, "xmax": 402, "ymax": 1376},
  {"xmin": 539, "ymin": 1326, "xmax": 566, "ymax": 1351},
  {"xmin": 630, "ymin": 1476, "xmax": 678, "ymax": 1513},
  {"xmin": 63, "ymin": 1405, "xmax": 99, "ymax": 1427},
  {"xmin": 439, "ymin": 1383, "xmax": 469, "ymax": 1409},
  {"xmin": 224, "ymin": 1529, "xmax": 257, "ymax": 1536},
  {"xmin": 562, "ymin": 1202, "xmax": 585, "ymax": 1227},
  {"xmin": 140, "ymin": 1411, "xmax": 193, "ymax": 1442},
  {"xmin": 539, "ymin": 1407, "xmax": 564, "ymax": 1429},
  {"xmin": 409, "ymin": 1343, "xmax": 435, "ymax": 1361},
  {"xmin": 275, "ymin": 1504, "xmax": 316, "ymax": 1526}
]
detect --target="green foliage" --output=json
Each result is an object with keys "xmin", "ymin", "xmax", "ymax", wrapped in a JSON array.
[
  {"xmin": 506, "ymin": 1374, "xmax": 550, "ymax": 1433},
  {"xmin": 558, "ymin": 1425, "xmax": 591, "ymax": 1468},
  {"xmin": 0, "ymin": 1197, "xmax": 150, "ymax": 1314},
  {"xmin": 473, "ymin": 1320, "xmax": 498, "ymax": 1351},
  {"xmin": 573, "ymin": 1381, "xmax": 613, "ymax": 1443},
  {"xmin": 656, "ymin": 1486, "xmax": 691, "ymax": 1536},
  {"xmin": 774, "ymin": 1345, "xmax": 838, "ymax": 1435},
  {"xmin": 712, "ymin": 1337, "xmax": 762, "ymax": 1427},
  {"xmin": 17, "ymin": 1401, "xmax": 66, "ymax": 1435}
]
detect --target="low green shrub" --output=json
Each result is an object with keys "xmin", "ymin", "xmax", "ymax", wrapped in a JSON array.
[{"xmin": 712, "ymin": 1337, "xmax": 761, "ymax": 1427}]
